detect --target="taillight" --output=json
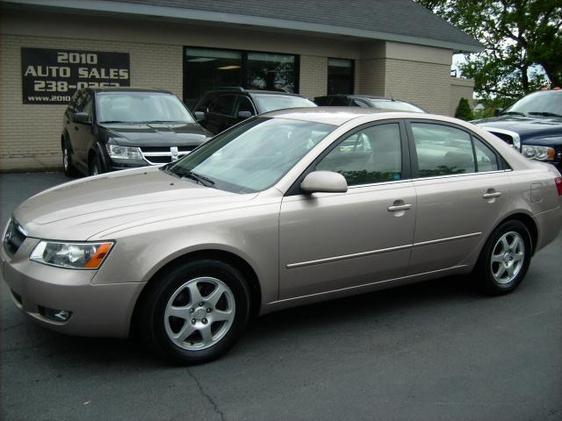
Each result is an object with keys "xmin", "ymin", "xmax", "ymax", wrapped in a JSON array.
[{"xmin": 556, "ymin": 177, "xmax": 562, "ymax": 196}]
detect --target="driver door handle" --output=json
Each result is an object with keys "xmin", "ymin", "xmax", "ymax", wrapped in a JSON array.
[{"xmin": 387, "ymin": 203, "xmax": 412, "ymax": 212}]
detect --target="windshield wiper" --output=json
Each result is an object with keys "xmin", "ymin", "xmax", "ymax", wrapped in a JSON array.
[
  {"xmin": 178, "ymin": 170, "xmax": 215, "ymax": 187},
  {"xmin": 98, "ymin": 120, "xmax": 131, "ymax": 124},
  {"xmin": 528, "ymin": 111, "xmax": 562, "ymax": 118},
  {"xmin": 144, "ymin": 120, "xmax": 187, "ymax": 124},
  {"xmin": 501, "ymin": 111, "xmax": 526, "ymax": 116}
]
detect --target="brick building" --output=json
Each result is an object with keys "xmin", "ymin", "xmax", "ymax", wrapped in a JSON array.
[{"xmin": 0, "ymin": 0, "xmax": 481, "ymax": 171}]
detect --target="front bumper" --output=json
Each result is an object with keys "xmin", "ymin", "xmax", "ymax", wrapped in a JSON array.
[{"xmin": 0, "ymin": 236, "xmax": 144, "ymax": 338}]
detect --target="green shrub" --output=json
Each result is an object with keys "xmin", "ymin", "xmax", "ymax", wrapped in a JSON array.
[{"xmin": 455, "ymin": 97, "xmax": 474, "ymax": 121}]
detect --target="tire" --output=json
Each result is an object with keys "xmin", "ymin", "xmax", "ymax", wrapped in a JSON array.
[
  {"xmin": 473, "ymin": 220, "xmax": 532, "ymax": 295},
  {"xmin": 88, "ymin": 153, "xmax": 102, "ymax": 176},
  {"xmin": 62, "ymin": 140, "xmax": 78, "ymax": 177},
  {"xmin": 139, "ymin": 259, "xmax": 251, "ymax": 365}
]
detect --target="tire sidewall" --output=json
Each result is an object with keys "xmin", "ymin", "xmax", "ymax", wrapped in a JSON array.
[
  {"xmin": 145, "ymin": 259, "xmax": 251, "ymax": 364},
  {"xmin": 478, "ymin": 220, "xmax": 532, "ymax": 294}
]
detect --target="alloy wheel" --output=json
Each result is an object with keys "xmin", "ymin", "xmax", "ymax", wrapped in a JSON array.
[
  {"xmin": 490, "ymin": 231, "xmax": 525, "ymax": 284},
  {"xmin": 164, "ymin": 277, "xmax": 236, "ymax": 351}
]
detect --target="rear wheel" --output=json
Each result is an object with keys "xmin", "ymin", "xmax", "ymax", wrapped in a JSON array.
[
  {"xmin": 474, "ymin": 220, "xmax": 532, "ymax": 295},
  {"xmin": 140, "ymin": 259, "xmax": 251, "ymax": 364}
]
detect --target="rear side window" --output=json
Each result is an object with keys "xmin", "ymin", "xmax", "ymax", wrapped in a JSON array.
[{"xmin": 411, "ymin": 123, "xmax": 502, "ymax": 177}]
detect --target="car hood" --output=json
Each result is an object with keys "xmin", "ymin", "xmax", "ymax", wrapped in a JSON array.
[
  {"xmin": 13, "ymin": 167, "xmax": 257, "ymax": 241},
  {"xmin": 101, "ymin": 122, "xmax": 210, "ymax": 146},
  {"xmin": 473, "ymin": 115, "xmax": 562, "ymax": 139}
]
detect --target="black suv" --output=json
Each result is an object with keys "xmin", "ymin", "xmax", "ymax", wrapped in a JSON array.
[
  {"xmin": 61, "ymin": 88, "xmax": 210, "ymax": 177},
  {"xmin": 473, "ymin": 89, "xmax": 562, "ymax": 171},
  {"xmin": 314, "ymin": 95, "xmax": 425, "ymax": 113},
  {"xmin": 192, "ymin": 88, "xmax": 316, "ymax": 134}
]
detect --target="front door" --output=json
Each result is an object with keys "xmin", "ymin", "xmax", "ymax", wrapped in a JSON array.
[{"xmin": 279, "ymin": 122, "xmax": 417, "ymax": 299}]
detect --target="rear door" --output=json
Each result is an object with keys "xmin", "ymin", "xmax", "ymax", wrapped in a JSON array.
[{"xmin": 407, "ymin": 120, "xmax": 513, "ymax": 274}]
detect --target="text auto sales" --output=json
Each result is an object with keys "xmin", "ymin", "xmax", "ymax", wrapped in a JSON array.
[{"xmin": 22, "ymin": 49, "xmax": 131, "ymax": 103}]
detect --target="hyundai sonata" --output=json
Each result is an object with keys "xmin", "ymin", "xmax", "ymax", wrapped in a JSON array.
[{"xmin": 2, "ymin": 108, "xmax": 561, "ymax": 364}]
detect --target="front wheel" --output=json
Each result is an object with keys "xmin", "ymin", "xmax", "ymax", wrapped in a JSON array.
[
  {"xmin": 62, "ymin": 141, "xmax": 78, "ymax": 177},
  {"xmin": 140, "ymin": 259, "xmax": 251, "ymax": 365},
  {"xmin": 474, "ymin": 220, "xmax": 532, "ymax": 295}
]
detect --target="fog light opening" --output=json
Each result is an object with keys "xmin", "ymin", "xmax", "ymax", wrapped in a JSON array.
[{"xmin": 39, "ymin": 306, "xmax": 72, "ymax": 322}]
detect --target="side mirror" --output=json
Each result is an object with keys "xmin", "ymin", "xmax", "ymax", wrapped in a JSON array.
[
  {"xmin": 238, "ymin": 111, "xmax": 252, "ymax": 120},
  {"xmin": 73, "ymin": 112, "xmax": 90, "ymax": 124},
  {"xmin": 300, "ymin": 171, "xmax": 348, "ymax": 194},
  {"xmin": 194, "ymin": 111, "xmax": 205, "ymax": 122},
  {"xmin": 494, "ymin": 108, "xmax": 503, "ymax": 116}
]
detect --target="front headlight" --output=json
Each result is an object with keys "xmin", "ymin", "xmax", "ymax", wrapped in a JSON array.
[
  {"xmin": 522, "ymin": 145, "xmax": 556, "ymax": 161},
  {"xmin": 106, "ymin": 144, "xmax": 143, "ymax": 161},
  {"xmin": 30, "ymin": 241, "xmax": 114, "ymax": 270}
]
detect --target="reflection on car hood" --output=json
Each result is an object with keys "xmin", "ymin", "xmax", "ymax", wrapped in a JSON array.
[
  {"xmin": 101, "ymin": 122, "xmax": 210, "ymax": 146},
  {"xmin": 473, "ymin": 115, "xmax": 562, "ymax": 139},
  {"xmin": 13, "ymin": 167, "xmax": 257, "ymax": 241}
]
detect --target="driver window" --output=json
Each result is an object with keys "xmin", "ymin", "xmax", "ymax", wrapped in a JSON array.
[
  {"xmin": 316, "ymin": 123, "xmax": 402, "ymax": 186},
  {"xmin": 237, "ymin": 96, "xmax": 256, "ymax": 115}
]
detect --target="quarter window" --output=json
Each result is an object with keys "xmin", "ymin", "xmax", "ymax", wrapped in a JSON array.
[
  {"xmin": 473, "ymin": 137, "xmax": 500, "ymax": 172},
  {"xmin": 316, "ymin": 123, "xmax": 402, "ymax": 186},
  {"xmin": 412, "ymin": 123, "xmax": 475, "ymax": 177}
]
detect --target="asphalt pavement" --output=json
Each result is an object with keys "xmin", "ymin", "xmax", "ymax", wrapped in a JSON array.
[{"xmin": 1, "ymin": 172, "xmax": 561, "ymax": 421}]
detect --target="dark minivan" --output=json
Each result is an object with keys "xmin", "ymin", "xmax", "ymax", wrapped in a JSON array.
[{"xmin": 61, "ymin": 88, "xmax": 210, "ymax": 177}]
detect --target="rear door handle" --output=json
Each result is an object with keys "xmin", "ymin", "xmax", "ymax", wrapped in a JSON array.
[
  {"xmin": 388, "ymin": 203, "xmax": 412, "ymax": 212},
  {"xmin": 483, "ymin": 190, "xmax": 502, "ymax": 199}
]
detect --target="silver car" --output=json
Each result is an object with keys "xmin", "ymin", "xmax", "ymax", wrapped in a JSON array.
[{"xmin": 2, "ymin": 108, "xmax": 561, "ymax": 364}]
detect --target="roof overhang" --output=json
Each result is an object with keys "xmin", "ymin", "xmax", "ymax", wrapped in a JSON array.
[{"xmin": 1, "ymin": 0, "xmax": 484, "ymax": 53}]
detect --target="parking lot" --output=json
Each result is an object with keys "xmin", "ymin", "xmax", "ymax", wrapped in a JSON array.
[{"xmin": 1, "ymin": 172, "xmax": 561, "ymax": 421}]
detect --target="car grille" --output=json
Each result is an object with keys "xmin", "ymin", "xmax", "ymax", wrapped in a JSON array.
[
  {"xmin": 139, "ymin": 146, "xmax": 196, "ymax": 165},
  {"xmin": 4, "ymin": 220, "xmax": 27, "ymax": 256}
]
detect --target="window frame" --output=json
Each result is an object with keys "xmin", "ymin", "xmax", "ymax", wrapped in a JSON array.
[
  {"xmin": 285, "ymin": 119, "xmax": 411, "ymax": 196},
  {"xmin": 183, "ymin": 46, "xmax": 300, "ymax": 102},
  {"xmin": 404, "ymin": 119, "xmax": 511, "ymax": 180}
]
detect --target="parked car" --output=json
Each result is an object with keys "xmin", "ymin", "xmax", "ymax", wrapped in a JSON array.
[
  {"xmin": 473, "ymin": 89, "xmax": 562, "ymax": 171},
  {"xmin": 192, "ymin": 87, "xmax": 317, "ymax": 134},
  {"xmin": 61, "ymin": 88, "xmax": 210, "ymax": 177},
  {"xmin": 4, "ymin": 109, "xmax": 561, "ymax": 364},
  {"xmin": 314, "ymin": 95, "xmax": 425, "ymax": 112}
]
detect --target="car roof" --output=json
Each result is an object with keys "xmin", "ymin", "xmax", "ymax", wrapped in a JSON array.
[
  {"xmin": 263, "ymin": 106, "xmax": 427, "ymax": 125},
  {"xmin": 316, "ymin": 94, "xmax": 413, "ymax": 102},
  {"xmin": 90, "ymin": 87, "xmax": 175, "ymax": 94},
  {"xmin": 205, "ymin": 88, "xmax": 304, "ymax": 97}
]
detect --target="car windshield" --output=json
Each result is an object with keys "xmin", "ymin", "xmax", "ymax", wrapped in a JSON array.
[
  {"xmin": 253, "ymin": 94, "xmax": 317, "ymax": 113},
  {"xmin": 165, "ymin": 117, "xmax": 335, "ymax": 193},
  {"xmin": 97, "ymin": 92, "xmax": 195, "ymax": 123},
  {"xmin": 366, "ymin": 99, "xmax": 424, "ymax": 113},
  {"xmin": 504, "ymin": 91, "xmax": 562, "ymax": 116}
]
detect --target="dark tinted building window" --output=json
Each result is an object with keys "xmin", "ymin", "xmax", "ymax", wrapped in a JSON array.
[
  {"xmin": 327, "ymin": 58, "xmax": 354, "ymax": 95},
  {"xmin": 184, "ymin": 48, "xmax": 243, "ymax": 109},
  {"xmin": 247, "ymin": 52, "xmax": 296, "ymax": 92},
  {"xmin": 184, "ymin": 47, "xmax": 298, "ymax": 109}
]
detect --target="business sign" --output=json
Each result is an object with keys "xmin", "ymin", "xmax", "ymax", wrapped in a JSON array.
[{"xmin": 21, "ymin": 48, "xmax": 130, "ymax": 104}]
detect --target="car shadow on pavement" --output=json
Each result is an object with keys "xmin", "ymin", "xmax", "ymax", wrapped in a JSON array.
[{"xmin": 3, "ymin": 274, "xmax": 479, "ymax": 368}]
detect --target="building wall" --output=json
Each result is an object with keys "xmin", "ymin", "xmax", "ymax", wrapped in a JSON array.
[{"xmin": 381, "ymin": 42, "xmax": 453, "ymax": 115}]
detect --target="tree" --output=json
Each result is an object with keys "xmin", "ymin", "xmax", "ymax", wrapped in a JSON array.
[
  {"xmin": 454, "ymin": 97, "xmax": 474, "ymax": 120},
  {"xmin": 417, "ymin": 0, "xmax": 562, "ymax": 99}
]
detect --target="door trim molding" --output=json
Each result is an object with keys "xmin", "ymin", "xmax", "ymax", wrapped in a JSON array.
[{"xmin": 285, "ymin": 232, "xmax": 481, "ymax": 269}]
